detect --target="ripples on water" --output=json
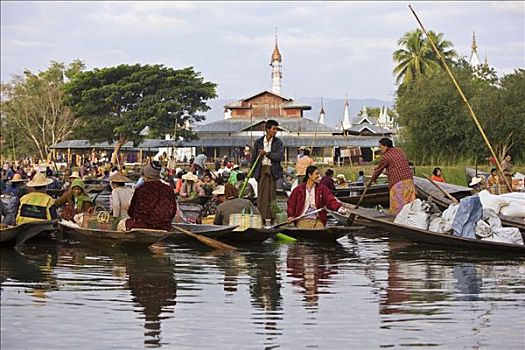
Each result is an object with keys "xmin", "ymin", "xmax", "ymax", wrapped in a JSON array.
[{"xmin": 1, "ymin": 232, "xmax": 524, "ymax": 349}]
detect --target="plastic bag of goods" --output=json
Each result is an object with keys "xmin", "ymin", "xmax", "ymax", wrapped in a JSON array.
[{"xmin": 394, "ymin": 199, "xmax": 430, "ymax": 230}]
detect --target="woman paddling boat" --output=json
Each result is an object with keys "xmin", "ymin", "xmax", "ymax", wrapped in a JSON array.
[{"xmin": 287, "ymin": 165, "xmax": 346, "ymax": 229}]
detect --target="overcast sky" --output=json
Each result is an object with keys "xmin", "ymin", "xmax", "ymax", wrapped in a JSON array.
[{"xmin": 1, "ymin": 1, "xmax": 524, "ymax": 101}]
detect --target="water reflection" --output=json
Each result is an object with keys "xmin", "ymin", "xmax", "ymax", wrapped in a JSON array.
[
  {"xmin": 1, "ymin": 244, "xmax": 59, "ymax": 303},
  {"xmin": 246, "ymin": 245, "xmax": 283, "ymax": 348},
  {"xmin": 286, "ymin": 243, "xmax": 348, "ymax": 308},
  {"xmin": 2, "ymin": 235, "xmax": 524, "ymax": 349},
  {"xmin": 58, "ymin": 244, "xmax": 177, "ymax": 348}
]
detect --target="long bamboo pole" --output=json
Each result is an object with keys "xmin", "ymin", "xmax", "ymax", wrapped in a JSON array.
[{"xmin": 408, "ymin": 5, "xmax": 512, "ymax": 193}]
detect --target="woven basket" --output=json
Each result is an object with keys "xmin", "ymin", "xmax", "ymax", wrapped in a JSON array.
[
  {"xmin": 81, "ymin": 205, "xmax": 119, "ymax": 231},
  {"xmin": 229, "ymin": 207, "xmax": 262, "ymax": 231}
]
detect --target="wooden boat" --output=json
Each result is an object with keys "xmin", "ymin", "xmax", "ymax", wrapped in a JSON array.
[
  {"xmin": 327, "ymin": 207, "xmax": 381, "ymax": 228},
  {"xmin": 217, "ymin": 227, "xmax": 278, "ymax": 244},
  {"xmin": 334, "ymin": 183, "xmax": 390, "ymax": 206},
  {"xmin": 0, "ymin": 220, "xmax": 58, "ymax": 248},
  {"xmin": 280, "ymin": 225, "xmax": 363, "ymax": 242},
  {"xmin": 60, "ymin": 222, "xmax": 238, "ymax": 245},
  {"xmin": 347, "ymin": 207, "xmax": 525, "ymax": 255},
  {"xmin": 414, "ymin": 176, "xmax": 525, "ymax": 232},
  {"xmin": 413, "ymin": 176, "xmax": 473, "ymax": 208}
]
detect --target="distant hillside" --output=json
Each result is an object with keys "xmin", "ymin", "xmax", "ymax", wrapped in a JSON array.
[{"xmin": 202, "ymin": 97, "xmax": 392, "ymax": 128}]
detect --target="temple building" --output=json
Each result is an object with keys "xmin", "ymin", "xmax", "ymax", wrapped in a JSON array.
[
  {"xmin": 186, "ymin": 36, "xmax": 383, "ymax": 163},
  {"xmin": 469, "ymin": 31, "xmax": 481, "ymax": 67}
]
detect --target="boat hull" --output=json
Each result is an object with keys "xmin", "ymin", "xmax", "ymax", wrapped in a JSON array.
[
  {"xmin": 280, "ymin": 226, "xmax": 361, "ymax": 242},
  {"xmin": 351, "ymin": 208, "xmax": 525, "ymax": 255},
  {"xmin": 0, "ymin": 220, "xmax": 58, "ymax": 248}
]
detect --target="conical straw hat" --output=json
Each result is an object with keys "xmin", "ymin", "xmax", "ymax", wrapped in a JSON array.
[{"xmin": 27, "ymin": 173, "xmax": 53, "ymax": 187}]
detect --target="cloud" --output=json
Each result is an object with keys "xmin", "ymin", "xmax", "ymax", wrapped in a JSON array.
[{"xmin": 1, "ymin": 1, "xmax": 523, "ymax": 100}]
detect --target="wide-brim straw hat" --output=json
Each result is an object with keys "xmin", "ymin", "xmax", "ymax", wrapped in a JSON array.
[
  {"xmin": 212, "ymin": 185, "xmax": 225, "ymax": 196},
  {"xmin": 27, "ymin": 173, "xmax": 53, "ymax": 187},
  {"xmin": 233, "ymin": 164, "xmax": 240, "ymax": 170},
  {"xmin": 336, "ymin": 174, "xmax": 346, "ymax": 179},
  {"xmin": 8, "ymin": 174, "xmax": 28, "ymax": 183},
  {"xmin": 182, "ymin": 172, "xmax": 198, "ymax": 181},
  {"xmin": 469, "ymin": 177, "xmax": 483, "ymax": 186},
  {"xmin": 69, "ymin": 171, "xmax": 81, "ymax": 179},
  {"xmin": 109, "ymin": 173, "xmax": 131, "ymax": 183}
]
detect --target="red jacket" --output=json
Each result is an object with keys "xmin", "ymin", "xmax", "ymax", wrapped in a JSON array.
[{"xmin": 287, "ymin": 182, "xmax": 341, "ymax": 226}]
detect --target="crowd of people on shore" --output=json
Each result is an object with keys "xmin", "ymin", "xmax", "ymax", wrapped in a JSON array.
[{"xmin": 1, "ymin": 119, "xmax": 519, "ymax": 233}]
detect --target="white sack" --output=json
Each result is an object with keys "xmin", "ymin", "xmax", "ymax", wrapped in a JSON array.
[
  {"xmin": 482, "ymin": 227, "xmax": 524, "ymax": 245},
  {"xmin": 394, "ymin": 199, "xmax": 430, "ymax": 230},
  {"xmin": 478, "ymin": 190, "xmax": 510, "ymax": 214}
]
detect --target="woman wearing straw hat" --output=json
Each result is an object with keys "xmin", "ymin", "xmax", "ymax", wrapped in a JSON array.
[
  {"xmin": 16, "ymin": 173, "xmax": 58, "ymax": 225},
  {"xmin": 179, "ymin": 172, "xmax": 203, "ymax": 199},
  {"xmin": 202, "ymin": 185, "xmax": 226, "ymax": 217},
  {"xmin": 109, "ymin": 173, "xmax": 133, "ymax": 219},
  {"xmin": 54, "ymin": 179, "xmax": 93, "ymax": 221}
]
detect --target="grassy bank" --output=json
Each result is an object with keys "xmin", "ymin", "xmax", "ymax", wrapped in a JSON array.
[{"xmin": 283, "ymin": 163, "xmax": 525, "ymax": 187}]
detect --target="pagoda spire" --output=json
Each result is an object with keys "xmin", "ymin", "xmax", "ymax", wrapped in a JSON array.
[
  {"xmin": 318, "ymin": 97, "xmax": 325, "ymax": 124},
  {"xmin": 469, "ymin": 31, "xmax": 481, "ymax": 67},
  {"xmin": 270, "ymin": 28, "xmax": 282, "ymax": 95},
  {"xmin": 342, "ymin": 94, "xmax": 351, "ymax": 130}
]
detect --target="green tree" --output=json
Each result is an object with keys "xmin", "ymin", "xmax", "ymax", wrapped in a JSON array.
[
  {"xmin": 393, "ymin": 29, "xmax": 457, "ymax": 85},
  {"xmin": 395, "ymin": 61, "xmax": 524, "ymax": 163},
  {"xmin": 1, "ymin": 60, "xmax": 85, "ymax": 160},
  {"xmin": 64, "ymin": 64, "xmax": 217, "ymax": 163}
]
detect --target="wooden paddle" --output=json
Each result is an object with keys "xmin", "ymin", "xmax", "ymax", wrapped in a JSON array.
[
  {"xmin": 170, "ymin": 224, "xmax": 237, "ymax": 250},
  {"xmin": 346, "ymin": 180, "xmax": 373, "ymax": 226},
  {"xmin": 423, "ymin": 174, "xmax": 459, "ymax": 204},
  {"xmin": 272, "ymin": 207, "xmax": 325, "ymax": 229}
]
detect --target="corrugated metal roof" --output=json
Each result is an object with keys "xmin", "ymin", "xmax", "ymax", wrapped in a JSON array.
[
  {"xmin": 195, "ymin": 117, "xmax": 338, "ymax": 134},
  {"xmin": 179, "ymin": 135, "xmax": 382, "ymax": 148},
  {"xmin": 51, "ymin": 139, "xmax": 172, "ymax": 150}
]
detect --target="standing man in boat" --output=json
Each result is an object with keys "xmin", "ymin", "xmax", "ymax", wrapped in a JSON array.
[
  {"xmin": 118, "ymin": 161, "xmax": 177, "ymax": 231},
  {"xmin": 251, "ymin": 119, "xmax": 284, "ymax": 224},
  {"xmin": 370, "ymin": 138, "xmax": 416, "ymax": 215}
]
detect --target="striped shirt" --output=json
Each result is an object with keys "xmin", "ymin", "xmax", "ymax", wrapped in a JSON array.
[{"xmin": 371, "ymin": 147, "xmax": 413, "ymax": 188}]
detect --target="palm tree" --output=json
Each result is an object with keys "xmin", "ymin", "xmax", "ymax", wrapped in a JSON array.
[
  {"xmin": 393, "ymin": 29, "xmax": 457, "ymax": 85},
  {"xmin": 426, "ymin": 30, "xmax": 458, "ymax": 68}
]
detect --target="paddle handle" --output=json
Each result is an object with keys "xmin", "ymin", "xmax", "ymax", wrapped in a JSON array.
[
  {"xmin": 171, "ymin": 224, "xmax": 237, "ymax": 250},
  {"xmin": 347, "ymin": 180, "xmax": 373, "ymax": 225},
  {"xmin": 423, "ymin": 174, "xmax": 459, "ymax": 204},
  {"xmin": 239, "ymin": 154, "xmax": 261, "ymax": 198},
  {"xmin": 272, "ymin": 207, "xmax": 324, "ymax": 229}
]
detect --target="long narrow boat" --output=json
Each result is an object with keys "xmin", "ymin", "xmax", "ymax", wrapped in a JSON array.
[
  {"xmin": 0, "ymin": 220, "xmax": 58, "ymax": 248},
  {"xmin": 347, "ymin": 207, "xmax": 525, "ymax": 255},
  {"xmin": 333, "ymin": 183, "xmax": 390, "ymax": 206},
  {"xmin": 327, "ymin": 208, "xmax": 381, "ymax": 228},
  {"xmin": 60, "ymin": 221, "xmax": 238, "ymax": 245},
  {"xmin": 414, "ymin": 176, "xmax": 525, "ymax": 232},
  {"xmin": 413, "ymin": 176, "xmax": 473, "ymax": 206},
  {"xmin": 218, "ymin": 227, "xmax": 279, "ymax": 244},
  {"xmin": 280, "ymin": 225, "xmax": 363, "ymax": 242}
]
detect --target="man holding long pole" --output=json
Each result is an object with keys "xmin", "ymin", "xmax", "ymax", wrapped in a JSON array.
[{"xmin": 251, "ymin": 119, "xmax": 284, "ymax": 224}]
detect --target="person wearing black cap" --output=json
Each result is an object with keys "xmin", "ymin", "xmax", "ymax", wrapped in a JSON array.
[{"xmin": 118, "ymin": 161, "xmax": 177, "ymax": 231}]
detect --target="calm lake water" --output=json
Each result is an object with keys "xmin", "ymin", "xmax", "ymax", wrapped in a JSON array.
[{"xmin": 1, "ymin": 232, "xmax": 524, "ymax": 349}]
